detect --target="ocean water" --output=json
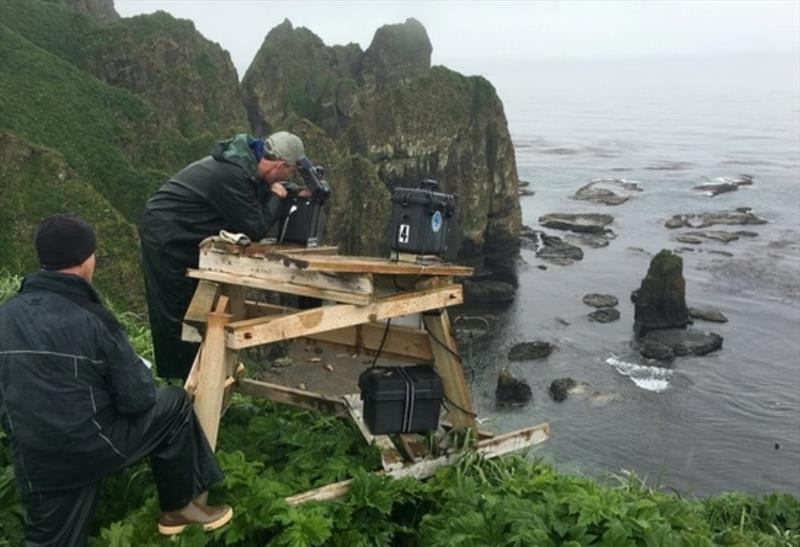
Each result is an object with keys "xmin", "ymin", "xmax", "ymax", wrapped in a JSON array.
[{"xmin": 464, "ymin": 54, "xmax": 800, "ymax": 496}]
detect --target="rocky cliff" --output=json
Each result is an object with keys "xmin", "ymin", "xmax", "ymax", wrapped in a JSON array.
[
  {"xmin": 61, "ymin": 0, "xmax": 120, "ymax": 23},
  {"xmin": 242, "ymin": 19, "xmax": 521, "ymax": 267}
]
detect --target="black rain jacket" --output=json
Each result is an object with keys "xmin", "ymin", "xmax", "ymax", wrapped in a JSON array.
[
  {"xmin": 0, "ymin": 272, "xmax": 156, "ymax": 494},
  {"xmin": 139, "ymin": 134, "xmax": 283, "ymax": 379}
]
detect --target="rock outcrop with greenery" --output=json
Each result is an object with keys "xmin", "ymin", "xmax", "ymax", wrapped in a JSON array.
[{"xmin": 242, "ymin": 18, "xmax": 521, "ymax": 265}]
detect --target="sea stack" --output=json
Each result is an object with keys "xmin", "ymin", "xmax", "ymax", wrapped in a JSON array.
[{"xmin": 633, "ymin": 250, "xmax": 689, "ymax": 336}]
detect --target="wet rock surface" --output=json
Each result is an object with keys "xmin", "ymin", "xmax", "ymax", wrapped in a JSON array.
[
  {"xmin": 564, "ymin": 232, "xmax": 614, "ymax": 248},
  {"xmin": 534, "ymin": 231, "xmax": 584, "ymax": 264},
  {"xmin": 587, "ymin": 308, "xmax": 621, "ymax": 323},
  {"xmin": 496, "ymin": 369, "xmax": 532, "ymax": 406},
  {"xmin": 549, "ymin": 378, "xmax": 577, "ymax": 402},
  {"xmin": 452, "ymin": 315, "xmax": 495, "ymax": 340},
  {"xmin": 689, "ymin": 307, "xmax": 729, "ymax": 323},
  {"xmin": 583, "ymin": 293, "xmax": 619, "ymax": 308},
  {"xmin": 683, "ymin": 230, "xmax": 741, "ymax": 243},
  {"xmin": 508, "ymin": 341, "xmax": 555, "ymax": 361},
  {"xmin": 638, "ymin": 329, "xmax": 723, "ymax": 360},
  {"xmin": 665, "ymin": 209, "xmax": 767, "ymax": 229},
  {"xmin": 463, "ymin": 280, "xmax": 516, "ymax": 305},
  {"xmin": 539, "ymin": 213, "xmax": 614, "ymax": 234},
  {"xmin": 692, "ymin": 175, "xmax": 753, "ymax": 197},
  {"xmin": 634, "ymin": 250, "xmax": 689, "ymax": 335},
  {"xmin": 573, "ymin": 179, "xmax": 642, "ymax": 205}
]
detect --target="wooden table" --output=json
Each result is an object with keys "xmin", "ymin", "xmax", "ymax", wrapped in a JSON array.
[{"xmin": 182, "ymin": 236, "xmax": 549, "ymax": 504}]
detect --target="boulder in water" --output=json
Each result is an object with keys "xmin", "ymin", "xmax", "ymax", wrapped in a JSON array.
[
  {"xmin": 688, "ymin": 307, "xmax": 728, "ymax": 323},
  {"xmin": 639, "ymin": 329, "xmax": 723, "ymax": 360},
  {"xmin": 538, "ymin": 213, "xmax": 614, "ymax": 234},
  {"xmin": 583, "ymin": 293, "xmax": 619, "ymax": 308},
  {"xmin": 664, "ymin": 210, "xmax": 767, "ymax": 229},
  {"xmin": 549, "ymin": 378, "xmax": 577, "ymax": 402},
  {"xmin": 496, "ymin": 369, "xmax": 532, "ymax": 406},
  {"xmin": 634, "ymin": 250, "xmax": 689, "ymax": 336},
  {"xmin": 587, "ymin": 308, "xmax": 621, "ymax": 323},
  {"xmin": 692, "ymin": 175, "xmax": 753, "ymax": 197},
  {"xmin": 508, "ymin": 341, "xmax": 554, "ymax": 361},
  {"xmin": 573, "ymin": 179, "xmax": 642, "ymax": 205},
  {"xmin": 535, "ymin": 232, "xmax": 584, "ymax": 264},
  {"xmin": 463, "ymin": 280, "xmax": 516, "ymax": 305}
]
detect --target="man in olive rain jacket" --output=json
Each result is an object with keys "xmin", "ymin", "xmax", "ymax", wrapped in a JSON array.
[
  {"xmin": 139, "ymin": 131, "xmax": 307, "ymax": 380},
  {"xmin": 0, "ymin": 215, "xmax": 232, "ymax": 546}
]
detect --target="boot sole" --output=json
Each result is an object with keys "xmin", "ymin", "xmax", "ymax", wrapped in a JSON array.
[{"xmin": 158, "ymin": 506, "xmax": 233, "ymax": 536}]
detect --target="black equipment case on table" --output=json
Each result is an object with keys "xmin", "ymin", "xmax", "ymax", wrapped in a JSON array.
[
  {"xmin": 358, "ymin": 365, "xmax": 444, "ymax": 435},
  {"xmin": 277, "ymin": 197, "xmax": 326, "ymax": 246},
  {"xmin": 389, "ymin": 180, "xmax": 455, "ymax": 256}
]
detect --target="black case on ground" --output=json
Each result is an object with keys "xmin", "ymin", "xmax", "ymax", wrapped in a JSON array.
[
  {"xmin": 389, "ymin": 180, "xmax": 455, "ymax": 256},
  {"xmin": 358, "ymin": 365, "xmax": 444, "ymax": 435},
  {"xmin": 277, "ymin": 198, "xmax": 326, "ymax": 245}
]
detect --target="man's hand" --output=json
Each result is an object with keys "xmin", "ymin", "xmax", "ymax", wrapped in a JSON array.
[{"xmin": 269, "ymin": 182, "xmax": 288, "ymax": 198}]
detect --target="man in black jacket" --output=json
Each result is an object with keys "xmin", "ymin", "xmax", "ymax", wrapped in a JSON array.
[
  {"xmin": 139, "ymin": 131, "xmax": 306, "ymax": 380},
  {"xmin": 0, "ymin": 215, "xmax": 232, "ymax": 546}
]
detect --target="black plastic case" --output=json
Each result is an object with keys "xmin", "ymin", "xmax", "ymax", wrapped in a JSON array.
[
  {"xmin": 277, "ymin": 198, "xmax": 326, "ymax": 245},
  {"xmin": 389, "ymin": 181, "xmax": 455, "ymax": 256},
  {"xmin": 358, "ymin": 365, "xmax": 444, "ymax": 435}
]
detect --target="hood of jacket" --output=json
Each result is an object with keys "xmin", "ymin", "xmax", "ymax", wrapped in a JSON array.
[{"xmin": 211, "ymin": 133, "xmax": 259, "ymax": 178}]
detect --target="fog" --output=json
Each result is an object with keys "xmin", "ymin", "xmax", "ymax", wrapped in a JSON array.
[{"xmin": 115, "ymin": 1, "xmax": 799, "ymax": 82}]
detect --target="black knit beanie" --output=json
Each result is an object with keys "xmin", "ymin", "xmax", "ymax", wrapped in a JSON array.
[{"xmin": 35, "ymin": 214, "xmax": 97, "ymax": 271}]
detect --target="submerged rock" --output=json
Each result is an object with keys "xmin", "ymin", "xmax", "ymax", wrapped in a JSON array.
[
  {"xmin": 538, "ymin": 213, "xmax": 614, "ymax": 234},
  {"xmin": 564, "ymin": 232, "xmax": 614, "ymax": 248},
  {"xmin": 664, "ymin": 210, "xmax": 767, "ymax": 229},
  {"xmin": 683, "ymin": 230, "xmax": 740, "ymax": 243},
  {"xmin": 573, "ymin": 179, "xmax": 642, "ymax": 205},
  {"xmin": 688, "ymin": 307, "xmax": 729, "ymax": 323},
  {"xmin": 583, "ymin": 293, "xmax": 619, "ymax": 308},
  {"xmin": 676, "ymin": 235, "xmax": 703, "ymax": 245},
  {"xmin": 549, "ymin": 378, "xmax": 577, "ymax": 402},
  {"xmin": 587, "ymin": 308, "xmax": 620, "ymax": 323},
  {"xmin": 452, "ymin": 315, "xmax": 494, "ymax": 340},
  {"xmin": 638, "ymin": 329, "xmax": 723, "ymax": 360},
  {"xmin": 634, "ymin": 250, "xmax": 689, "ymax": 336},
  {"xmin": 638, "ymin": 338, "xmax": 675, "ymax": 362},
  {"xmin": 496, "ymin": 369, "xmax": 532, "ymax": 406},
  {"xmin": 692, "ymin": 175, "xmax": 753, "ymax": 197},
  {"xmin": 508, "ymin": 341, "xmax": 554, "ymax": 361}
]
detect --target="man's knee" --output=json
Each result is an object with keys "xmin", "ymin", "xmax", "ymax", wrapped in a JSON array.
[{"xmin": 155, "ymin": 386, "xmax": 192, "ymax": 418}]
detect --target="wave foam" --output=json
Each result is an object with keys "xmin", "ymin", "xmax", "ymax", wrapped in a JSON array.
[{"xmin": 607, "ymin": 356, "xmax": 673, "ymax": 392}]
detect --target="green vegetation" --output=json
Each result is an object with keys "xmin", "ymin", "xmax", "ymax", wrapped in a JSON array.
[{"xmin": 1, "ymin": 271, "xmax": 798, "ymax": 546}]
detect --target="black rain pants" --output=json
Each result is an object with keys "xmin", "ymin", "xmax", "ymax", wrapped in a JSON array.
[{"xmin": 21, "ymin": 387, "xmax": 223, "ymax": 547}]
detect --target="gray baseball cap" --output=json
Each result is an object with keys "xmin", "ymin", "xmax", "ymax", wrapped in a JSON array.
[{"xmin": 264, "ymin": 131, "xmax": 306, "ymax": 164}]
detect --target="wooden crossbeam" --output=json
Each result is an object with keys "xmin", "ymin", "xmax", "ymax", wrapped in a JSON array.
[
  {"xmin": 225, "ymin": 284, "xmax": 463, "ymax": 350},
  {"xmin": 284, "ymin": 423, "xmax": 551, "ymax": 506},
  {"xmin": 199, "ymin": 237, "xmax": 338, "ymax": 257},
  {"xmin": 187, "ymin": 269, "xmax": 372, "ymax": 306},
  {"xmin": 237, "ymin": 378, "xmax": 346, "ymax": 415},
  {"xmin": 184, "ymin": 301, "xmax": 434, "ymax": 363}
]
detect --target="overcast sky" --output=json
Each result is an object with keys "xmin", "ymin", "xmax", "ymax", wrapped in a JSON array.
[{"xmin": 115, "ymin": 1, "xmax": 799, "ymax": 81}]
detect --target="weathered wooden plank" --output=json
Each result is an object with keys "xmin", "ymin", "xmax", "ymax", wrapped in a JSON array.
[
  {"xmin": 423, "ymin": 309, "xmax": 477, "ymax": 432},
  {"xmin": 271, "ymin": 252, "xmax": 474, "ymax": 277},
  {"xmin": 225, "ymin": 285, "xmax": 463, "ymax": 350},
  {"xmin": 187, "ymin": 269, "xmax": 372, "ymax": 306},
  {"xmin": 200, "ymin": 237, "xmax": 338, "ymax": 257},
  {"xmin": 284, "ymin": 423, "xmax": 551, "ymax": 505},
  {"xmin": 199, "ymin": 246, "xmax": 374, "ymax": 295},
  {"xmin": 237, "ymin": 378, "xmax": 347, "ymax": 415},
  {"xmin": 182, "ymin": 280, "xmax": 220, "ymax": 342},
  {"xmin": 343, "ymin": 394, "xmax": 405, "ymax": 471},
  {"xmin": 192, "ymin": 297, "xmax": 231, "ymax": 451}
]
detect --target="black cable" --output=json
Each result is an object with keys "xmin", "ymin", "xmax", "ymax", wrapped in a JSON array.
[
  {"xmin": 370, "ymin": 318, "xmax": 392, "ymax": 368},
  {"xmin": 443, "ymin": 394, "xmax": 478, "ymax": 419},
  {"xmin": 425, "ymin": 324, "xmax": 463, "ymax": 363}
]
